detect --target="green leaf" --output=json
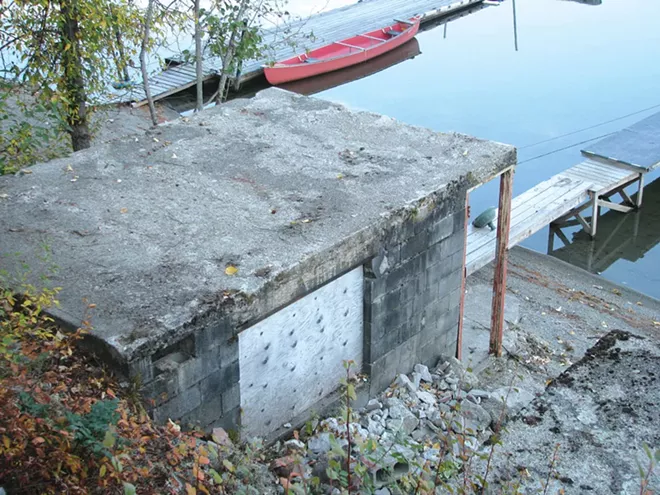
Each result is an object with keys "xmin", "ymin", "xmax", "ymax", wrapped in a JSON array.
[
  {"xmin": 123, "ymin": 482, "xmax": 137, "ymax": 495},
  {"xmin": 102, "ymin": 429, "xmax": 115, "ymax": 448},
  {"xmin": 209, "ymin": 468, "xmax": 223, "ymax": 484}
]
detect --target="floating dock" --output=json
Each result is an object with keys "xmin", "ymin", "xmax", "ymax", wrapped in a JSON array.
[
  {"xmin": 466, "ymin": 111, "xmax": 660, "ymax": 276},
  {"xmin": 108, "ymin": 0, "xmax": 485, "ymax": 106}
]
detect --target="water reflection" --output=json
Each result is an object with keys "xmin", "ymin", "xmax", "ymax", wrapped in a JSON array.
[
  {"xmin": 548, "ymin": 178, "xmax": 660, "ymax": 296},
  {"xmin": 279, "ymin": 39, "xmax": 421, "ymax": 96},
  {"xmin": 562, "ymin": 0, "xmax": 602, "ymax": 5}
]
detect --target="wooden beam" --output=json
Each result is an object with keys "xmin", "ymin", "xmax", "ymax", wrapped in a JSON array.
[
  {"xmin": 554, "ymin": 227, "xmax": 571, "ymax": 247},
  {"xmin": 575, "ymin": 212, "xmax": 592, "ymax": 232},
  {"xmin": 618, "ymin": 189, "xmax": 634, "ymax": 206},
  {"xmin": 489, "ymin": 169, "xmax": 513, "ymax": 357},
  {"xmin": 456, "ymin": 193, "xmax": 470, "ymax": 361},
  {"xmin": 598, "ymin": 199, "xmax": 634, "ymax": 214}
]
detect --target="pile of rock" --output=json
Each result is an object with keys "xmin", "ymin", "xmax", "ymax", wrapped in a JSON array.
[{"xmin": 269, "ymin": 356, "xmax": 533, "ymax": 494}]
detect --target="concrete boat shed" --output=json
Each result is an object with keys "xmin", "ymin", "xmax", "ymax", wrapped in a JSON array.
[{"xmin": 0, "ymin": 89, "xmax": 515, "ymax": 437}]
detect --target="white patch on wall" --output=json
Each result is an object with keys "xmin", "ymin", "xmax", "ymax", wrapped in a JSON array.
[{"xmin": 239, "ymin": 267, "xmax": 364, "ymax": 437}]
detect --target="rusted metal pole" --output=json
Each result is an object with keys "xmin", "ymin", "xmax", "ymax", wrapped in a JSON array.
[
  {"xmin": 456, "ymin": 193, "xmax": 470, "ymax": 360},
  {"xmin": 490, "ymin": 169, "xmax": 513, "ymax": 356}
]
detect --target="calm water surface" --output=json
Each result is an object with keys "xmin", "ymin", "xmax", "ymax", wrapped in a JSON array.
[{"xmin": 314, "ymin": 0, "xmax": 660, "ymax": 298}]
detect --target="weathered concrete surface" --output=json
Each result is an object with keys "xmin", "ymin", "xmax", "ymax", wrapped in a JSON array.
[
  {"xmin": 0, "ymin": 88, "xmax": 515, "ymax": 366},
  {"xmin": 463, "ymin": 247, "xmax": 660, "ymax": 493}
]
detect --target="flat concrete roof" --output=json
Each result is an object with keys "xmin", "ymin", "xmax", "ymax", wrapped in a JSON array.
[{"xmin": 0, "ymin": 88, "xmax": 515, "ymax": 364}]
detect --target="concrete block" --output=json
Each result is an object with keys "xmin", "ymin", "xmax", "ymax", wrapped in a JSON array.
[
  {"xmin": 200, "ymin": 360, "xmax": 240, "ymax": 398},
  {"xmin": 369, "ymin": 347, "xmax": 400, "ymax": 395},
  {"xmin": 178, "ymin": 353, "xmax": 221, "ymax": 390},
  {"xmin": 206, "ymin": 406, "xmax": 241, "ymax": 434},
  {"xmin": 192, "ymin": 394, "xmax": 224, "ymax": 428},
  {"xmin": 428, "ymin": 215, "xmax": 454, "ymax": 246},
  {"xmin": 438, "ymin": 269, "xmax": 463, "ymax": 299},
  {"xmin": 440, "ymin": 232, "xmax": 465, "ymax": 259},
  {"xmin": 400, "ymin": 230, "xmax": 430, "ymax": 263},
  {"xmin": 370, "ymin": 324, "xmax": 400, "ymax": 363},
  {"xmin": 222, "ymin": 383, "xmax": 241, "ymax": 414},
  {"xmin": 452, "ymin": 208, "xmax": 466, "ymax": 233},
  {"xmin": 153, "ymin": 384, "xmax": 202, "ymax": 423},
  {"xmin": 219, "ymin": 338, "xmax": 239, "ymax": 369},
  {"xmin": 441, "ymin": 305, "xmax": 461, "ymax": 334},
  {"xmin": 127, "ymin": 357, "xmax": 154, "ymax": 384},
  {"xmin": 142, "ymin": 373, "xmax": 179, "ymax": 407},
  {"xmin": 418, "ymin": 335, "xmax": 444, "ymax": 369},
  {"xmin": 398, "ymin": 332, "xmax": 421, "ymax": 373},
  {"xmin": 195, "ymin": 318, "xmax": 232, "ymax": 356}
]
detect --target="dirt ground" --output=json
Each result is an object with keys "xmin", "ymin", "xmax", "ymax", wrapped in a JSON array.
[{"xmin": 463, "ymin": 246, "xmax": 660, "ymax": 494}]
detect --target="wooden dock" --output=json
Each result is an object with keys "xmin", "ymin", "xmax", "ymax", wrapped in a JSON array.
[
  {"xmin": 108, "ymin": 0, "xmax": 485, "ymax": 106},
  {"xmin": 466, "ymin": 111, "xmax": 660, "ymax": 276}
]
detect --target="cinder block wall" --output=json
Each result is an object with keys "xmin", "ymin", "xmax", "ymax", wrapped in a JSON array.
[
  {"xmin": 137, "ymin": 198, "xmax": 466, "ymax": 436},
  {"xmin": 364, "ymin": 202, "xmax": 466, "ymax": 395}
]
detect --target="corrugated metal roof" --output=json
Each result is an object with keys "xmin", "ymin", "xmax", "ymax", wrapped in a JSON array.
[{"xmin": 106, "ymin": 0, "xmax": 482, "ymax": 106}]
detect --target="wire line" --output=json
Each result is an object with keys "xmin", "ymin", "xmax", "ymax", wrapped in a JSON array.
[
  {"xmin": 519, "ymin": 103, "xmax": 660, "ymax": 150},
  {"xmin": 518, "ymin": 132, "xmax": 615, "ymax": 165}
]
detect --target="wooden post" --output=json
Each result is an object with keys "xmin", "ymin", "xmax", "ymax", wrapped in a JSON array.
[
  {"xmin": 489, "ymin": 169, "xmax": 513, "ymax": 357},
  {"xmin": 589, "ymin": 190, "xmax": 599, "ymax": 238},
  {"xmin": 456, "ymin": 193, "xmax": 470, "ymax": 360},
  {"xmin": 637, "ymin": 173, "xmax": 645, "ymax": 207}
]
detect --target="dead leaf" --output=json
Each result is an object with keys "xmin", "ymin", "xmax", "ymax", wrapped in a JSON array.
[
  {"xmin": 212, "ymin": 427, "xmax": 232, "ymax": 447},
  {"xmin": 225, "ymin": 265, "xmax": 238, "ymax": 276},
  {"xmin": 120, "ymin": 207, "xmax": 129, "ymax": 214}
]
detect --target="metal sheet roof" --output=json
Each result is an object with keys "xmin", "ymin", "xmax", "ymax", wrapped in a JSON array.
[{"xmin": 581, "ymin": 111, "xmax": 660, "ymax": 172}]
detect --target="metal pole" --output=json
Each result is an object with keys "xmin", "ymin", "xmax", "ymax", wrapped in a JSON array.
[{"xmin": 512, "ymin": 0, "xmax": 519, "ymax": 52}]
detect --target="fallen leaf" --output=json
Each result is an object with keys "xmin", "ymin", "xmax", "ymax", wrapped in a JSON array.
[
  {"xmin": 32, "ymin": 437, "xmax": 45, "ymax": 445},
  {"xmin": 212, "ymin": 427, "xmax": 231, "ymax": 446},
  {"xmin": 198, "ymin": 455, "xmax": 210, "ymax": 465},
  {"xmin": 225, "ymin": 265, "xmax": 238, "ymax": 276},
  {"xmin": 185, "ymin": 483, "xmax": 196, "ymax": 495},
  {"xmin": 120, "ymin": 207, "xmax": 129, "ymax": 214}
]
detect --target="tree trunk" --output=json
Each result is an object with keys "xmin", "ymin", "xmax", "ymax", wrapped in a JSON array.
[
  {"xmin": 194, "ymin": 0, "xmax": 203, "ymax": 112},
  {"xmin": 59, "ymin": 0, "xmax": 91, "ymax": 151},
  {"xmin": 110, "ymin": 5, "xmax": 131, "ymax": 81},
  {"xmin": 140, "ymin": 0, "xmax": 158, "ymax": 126},
  {"xmin": 215, "ymin": 1, "xmax": 249, "ymax": 105}
]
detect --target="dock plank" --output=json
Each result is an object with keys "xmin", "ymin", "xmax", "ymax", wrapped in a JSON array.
[
  {"xmin": 467, "ymin": 176, "xmax": 589, "ymax": 275},
  {"xmin": 105, "ymin": 0, "xmax": 484, "ymax": 105},
  {"xmin": 465, "ymin": 151, "xmax": 655, "ymax": 276}
]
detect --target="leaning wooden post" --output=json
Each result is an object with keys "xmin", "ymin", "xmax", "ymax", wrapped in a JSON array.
[
  {"xmin": 489, "ymin": 168, "xmax": 513, "ymax": 356},
  {"xmin": 456, "ymin": 193, "xmax": 470, "ymax": 360}
]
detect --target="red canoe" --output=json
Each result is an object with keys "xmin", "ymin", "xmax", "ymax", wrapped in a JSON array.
[{"xmin": 263, "ymin": 18, "xmax": 421, "ymax": 85}]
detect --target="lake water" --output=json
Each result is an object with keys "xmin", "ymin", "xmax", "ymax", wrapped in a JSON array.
[{"xmin": 312, "ymin": 0, "xmax": 660, "ymax": 298}]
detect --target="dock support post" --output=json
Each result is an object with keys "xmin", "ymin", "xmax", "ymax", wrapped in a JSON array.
[
  {"xmin": 637, "ymin": 174, "xmax": 645, "ymax": 207},
  {"xmin": 589, "ymin": 190, "xmax": 599, "ymax": 238},
  {"xmin": 456, "ymin": 193, "xmax": 470, "ymax": 360},
  {"xmin": 489, "ymin": 168, "xmax": 513, "ymax": 357}
]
